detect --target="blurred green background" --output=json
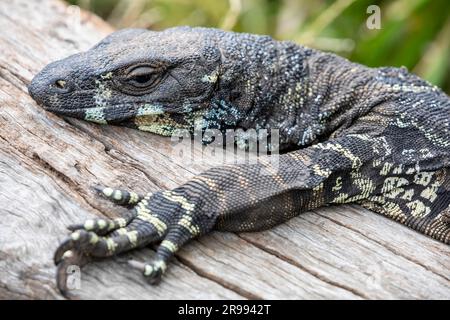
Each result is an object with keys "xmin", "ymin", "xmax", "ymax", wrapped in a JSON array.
[{"xmin": 69, "ymin": 0, "xmax": 450, "ymax": 94}]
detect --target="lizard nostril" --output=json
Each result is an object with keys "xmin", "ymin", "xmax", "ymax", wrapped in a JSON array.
[
  {"xmin": 54, "ymin": 79, "xmax": 67, "ymax": 89},
  {"xmin": 52, "ymin": 79, "xmax": 74, "ymax": 93}
]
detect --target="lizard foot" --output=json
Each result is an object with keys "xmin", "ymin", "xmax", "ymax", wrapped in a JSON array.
[{"xmin": 54, "ymin": 190, "xmax": 215, "ymax": 296}]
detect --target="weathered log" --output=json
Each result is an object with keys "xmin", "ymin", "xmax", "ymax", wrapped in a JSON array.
[{"xmin": 0, "ymin": 0, "xmax": 448, "ymax": 299}]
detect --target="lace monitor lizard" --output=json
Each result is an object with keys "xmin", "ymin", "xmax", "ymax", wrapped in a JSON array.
[{"xmin": 28, "ymin": 27, "xmax": 450, "ymax": 295}]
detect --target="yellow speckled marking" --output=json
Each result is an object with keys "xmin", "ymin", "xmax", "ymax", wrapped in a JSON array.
[
  {"xmin": 332, "ymin": 193, "xmax": 349, "ymax": 203},
  {"xmin": 381, "ymin": 177, "xmax": 409, "ymax": 193},
  {"xmin": 380, "ymin": 162, "xmax": 393, "ymax": 175},
  {"xmin": 137, "ymin": 211, "xmax": 167, "ymax": 235},
  {"xmin": 144, "ymin": 265, "xmax": 153, "ymax": 276},
  {"xmin": 97, "ymin": 219, "xmax": 107, "ymax": 229},
  {"xmin": 414, "ymin": 172, "xmax": 433, "ymax": 186},
  {"xmin": 163, "ymin": 191, "xmax": 195, "ymax": 212},
  {"xmin": 144, "ymin": 192, "xmax": 153, "ymax": 200},
  {"xmin": 312, "ymin": 182, "xmax": 323, "ymax": 192},
  {"xmin": 126, "ymin": 230, "xmax": 139, "ymax": 247},
  {"xmin": 384, "ymin": 187, "xmax": 405, "ymax": 199},
  {"xmin": 71, "ymin": 231, "xmax": 80, "ymax": 241},
  {"xmin": 201, "ymin": 68, "xmax": 219, "ymax": 83},
  {"xmin": 178, "ymin": 214, "xmax": 200, "ymax": 236},
  {"xmin": 392, "ymin": 164, "xmax": 404, "ymax": 175},
  {"xmin": 420, "ymin": 183, "xmax": 439, "ymax": 202},
  {"xmin": 153, "ymin": 260, "xmax": 167, "ymax": 272},
  {"xmin": 101, "ymin": 72, "xmax": 113, "ymax": 80},
  {"xmin": 135, "ymin": 113, "xmax": 183, "ymax": 136},
  {"xmin": 138, "ymin": 124, "xmax": 173, "ymax": 136},
  {"xmin": 332, "ymin": 176, "xmax": 342, "ymax": 192},
  {"xmin": 114, "ymin": 218, "xmax": 127, "ymax": 228},
  {"xmin": 113, "ymin": 190, "xmax": 122, "ymax": 200},
  {"xmin": 84, "ymin": 220, "xmax": 95, "ymax": 231},
  {"xmin": 143, "ymin": 261, "xmax": 167, "ymax": 276},
  {"xmin": 129, "ymin": 192, "xmax": 140, "ymax": 204},
  {"xmin": 137, "ymin": 104, "xmax": 164, "ymax": 116},
  {"xmin": 136, "ymin": 202, "xmax": 151, "ymax": 216},
  {"xmin": 401, "ymin": 189, "xmax": 414, "ymax": 201},
  {"xmin": 85, "ymin": 107, "xmax": 107, "ymax": 124},
  {"xmin": 316, "ymin": 142, "xmax": 362, "ymax": 169},
  {"xmin": 103, "ymin": 187, "xmax": 114, "ymax": 197},
  {"xmin": 160, "ymin": 240, "xmax": 178, "ymax": 253},
  {"xmin": 406, "ymin": 167, "xmax": 416, "ymax": 174},
  {"xmin": 89, "ymin": 233, "xmax": 99, "ymax": 244},
  {"xmin": 347, "ymin": 176, "xmax": 375, "ymax": 202},
  {"xmin": 116, "ymin": 228, "xmax": 127, "ymax": 235},
  {"xmin": 364, "ymin": 196, "xmax": 407, "ymax": 222},
  {"xmin": 63, "ymin": 250, "xmax": 73, "ymax": 258},
  {"xmin": 106, "ymin": 238, "xmax": 117, "ymax": 253},
  {"xmin": 313, "ymin": 164, "xmax": 332, "ymax": 177},
  {"xmin": 406, "ymin": 200, "xmax": 431, "ymax": 218}
]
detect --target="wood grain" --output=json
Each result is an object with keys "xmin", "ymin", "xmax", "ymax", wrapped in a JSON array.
[{"xmin": 0, "ymin": 0, "xmax": 448, "ymax": 299}]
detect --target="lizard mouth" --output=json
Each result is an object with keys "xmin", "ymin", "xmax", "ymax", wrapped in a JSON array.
[
  {"xmin": 44, "ymin": 104, "xmax": 143, "ymax": 124},
  {"xmin": 43, "ymin": 100, "xmax": 210, "ymax": 125},
  {"xmin": 40, "ymin": 84, "xmax": 214, "ymax": 116}
]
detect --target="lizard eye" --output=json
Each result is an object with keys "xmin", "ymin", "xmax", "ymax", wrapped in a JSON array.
[{"xmin": 125, "ymin": 66, "xmax": 161, "ymax": 89}]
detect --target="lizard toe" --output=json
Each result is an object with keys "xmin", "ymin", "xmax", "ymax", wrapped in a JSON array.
[
  {"xmin": 67, "ymin": 217, "xmax": 113, "ymax": 235},
  {"xmin": 92, "ymin": 185, "xmax": 144, "ymax": 207},
  {"xmin": 128, "ymin": 259, "xmax": 166, "ymax": 285}
]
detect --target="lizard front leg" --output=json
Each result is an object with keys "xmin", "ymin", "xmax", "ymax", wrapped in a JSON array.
[{"xmin": 55, "ymin": 131, "xmax": 395, "ymax": 293}]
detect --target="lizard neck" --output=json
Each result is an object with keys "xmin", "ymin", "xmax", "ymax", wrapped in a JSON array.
[
  {"xmin": 215, "ymin": 34, "xmax": 314, "ymax": 149},
  {"xmin": 215, "ymin": 33, "xmax": 380, "ymax": 150},
  {"xmin": 300, "ymin": 51, "xmax": 382, "ymax": 144}
]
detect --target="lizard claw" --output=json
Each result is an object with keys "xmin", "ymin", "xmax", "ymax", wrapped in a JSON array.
[
  {"xmin": 54, "ymin": 237, "xmax": 75, "ymax": 265},
  {"xmin": 55, "ymin": 249, "xmax": 90, "ymax": 298},
  {"xmin": 128, "ymin": 259, "xmax": 166, "ymax": 285},
  {"xmin": 127, "ymin": 259, "xmax": 146, "ymax": 272},
  {"xmin": 92, "ymin": 184, "xmax": 106, "ymax": 194}
]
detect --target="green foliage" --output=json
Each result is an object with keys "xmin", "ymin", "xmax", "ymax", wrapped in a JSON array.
[{"xmin": 69, "ymin": 0, "xmax": 450, "ymax": 93}]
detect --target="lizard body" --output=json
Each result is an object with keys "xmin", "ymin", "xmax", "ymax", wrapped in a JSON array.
[{"xmin": 28, "ymin": 27, "xmax": 450, "ymax": 294}]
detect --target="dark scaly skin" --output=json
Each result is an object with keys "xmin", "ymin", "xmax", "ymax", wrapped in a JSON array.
[{"xmin": 28, "ymin": 27, "xmax": 450, "ymax": 295}]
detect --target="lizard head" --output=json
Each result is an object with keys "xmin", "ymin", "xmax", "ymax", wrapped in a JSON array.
[
  {"xmin": 29, "ymin": 26, "xmax": 311, "ymax": 148},
  {"xmin": 28, "ymin": 27, "xmax": 225, "ymax": 136}
]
